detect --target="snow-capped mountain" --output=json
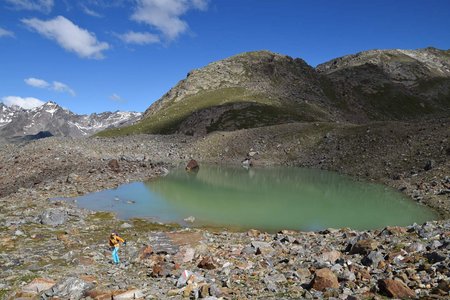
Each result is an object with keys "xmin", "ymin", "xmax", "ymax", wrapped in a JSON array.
[{"xmin": 0, "ymin": 102, "xmax": 142, "ymax": 140}]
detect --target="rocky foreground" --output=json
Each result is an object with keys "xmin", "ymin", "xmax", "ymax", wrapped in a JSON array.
[{"xmin": 0, "ymin": 119, "xmax": 449, "ymax": 299}]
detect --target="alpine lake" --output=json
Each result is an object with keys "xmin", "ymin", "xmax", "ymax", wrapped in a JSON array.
[{"xmin": 65, "ymin": 165, "xmax": 438, "ymax": 232}]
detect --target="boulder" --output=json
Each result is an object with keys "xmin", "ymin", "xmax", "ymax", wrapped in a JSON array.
[
  {"xmin": 113, "ymin": 289, "xmax": 145, "ymax": 300},
  {"xmin": 319, "ymin": 250, "xmax": 341, "ymax": 263},
  {"xmin": 108, "ymin": 159, "xmax": 120, "ymax": 172},
  {"xmin": 378, "ymin": 279, "xmax": 415, "ymax": 299},
  {"xmin": 21, "ymin": 278, "xmax": 56, "ymax": 294},
  {"xmin": 424, "ymin": 159, "xmax": 434, "ymax": 171},
  {"xmin": 380, "ymin": 226, "xmax": 407, "ymax": 236},
  {"xmin": 311, "ymin": 268, "xmax": 339, "ymax": 291},
  {"xmin": 185, "ymin": 159, "xmax": 199, "ymax": 172},
  {"xmin": 138, "ymin": 245, "xmax": 153, "ymax": 260},
  {"xmin": 66, "ymin": 173, "xmax": 79, "ymax": 184},
  {"xmin": 349, "ymin": 239, "xmax": 379, "ymax": 255},
  {"xmin": 197, "ymin": 256, "xmax": 217, "ymax": 270},
  {"xmin": 39, "ymin": 208, "xmax": 68, "ymax": 226},
  {"xmin": 361, "ymin": 251, "xmax": 384, "ymax": 267},
  {"xmin": 49, "ymin": 277, "xmax": 94, "ymax": 299},
  {"xmin": 251, "ymin": 241, "xmax": 275, "ymax": 256}
]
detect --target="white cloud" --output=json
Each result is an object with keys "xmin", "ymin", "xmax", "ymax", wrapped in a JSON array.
[
  {"xmin": 2, "ymin": 96, "xmax": 46, "ymax": 109},
  {"xmin": 52, "ymin": 81, "xmax": 76, "ymax": 96},
  {"xmin": 25, "ymin": 77, "xmax": 76, "ymax": 96},
  {"xmin": 4, "ymin": 0, "xmax": 54, "ymax": 13},
  {"xmin": 192, "ymin": 0, "xmax": 208, "ymax": 10},
  {"xmin": 131, "ymin": 0, "xmax": 209, "ymax": 41},
  {"xmin": 22, "ymin": 16, "xmax": 110, "ymax": 59},
  {"xmin": 25, "ymin": 77, "xmax": 50, "ymax": 88},
  {"xmin": 110, "ymin": 93, "xmax": 126, "ymax": 103},
  {"xmin": 118, "ymin": 31, "xmax": 160, "ymax": 45},
  {"xmin": 0, "ymin": 27, "xmax": 15, "ymax": 38},
  {"xmin": 81, "ymin": 5, "xmax": 103, "ymax": 17}
]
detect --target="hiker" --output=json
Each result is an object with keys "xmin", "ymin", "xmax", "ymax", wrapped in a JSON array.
[{"xmin": 109, "ymin": 232, "xmax": 126, "ymax": 264}]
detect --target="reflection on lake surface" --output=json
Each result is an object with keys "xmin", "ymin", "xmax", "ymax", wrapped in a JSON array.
[{"xmin": 70, "ymin": 166, "xmax": 438, "ymax": 232}]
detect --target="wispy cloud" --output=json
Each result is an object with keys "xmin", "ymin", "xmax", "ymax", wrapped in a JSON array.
[
  {"xmin": 81, "ymin": 5, "xmax": 103, "ymax": 17},
  {"xmin": 52, "ymin": 81, "xmax": 76, "ymax": 96},
  {"xmin": 2, "ymin": 96, "xmax": 46, "ymax": 109},
  {"xmin": 22, "ymin": 16, "xmax": 110, "ymax": 59},
  {"xmin": 25, "ymin": 77, "xmax": 76, "ymax": 96},
  {"xmin": 118, "ymin": 31, "xmax": 160, "ymax": 45},
  {"xmin": 110, "ymin": 93, "xmax": 126, "ymax": 103},
  {"xmin": 25, "ymin": 77, "xmax": 50, "ymax": 88},
  {"xmin": 4, "ymin": 0, "xmax": 54, "ymax": 13},
  {"xmin": 131, "ymin": 0, "xmax": 209, "ymax": 41},
  {"xmin": 0, "ymin": 27, "xmax": 15, "ymax": 38}
]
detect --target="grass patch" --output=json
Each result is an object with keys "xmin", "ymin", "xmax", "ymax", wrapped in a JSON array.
[
  {"xmin": 0, "ymin": 289, "xmax": 9, "ymax": 300},
  {"xmin": 359, "ymin": 84, "xmax": 435, "ymax": 119},
  {"xmin": 131, "ymin": 218, "xmax": 181, "ymax": 233},
  {"xmin": 87, "ymin": 211, "xmax": 116, "ymax": 221},
  {"xmin": 96, "ymin": 87, "xmax": 282, "ymax": 137},
  {"xmin": 205, "ymin": 102, "xmax": 328, "ymax": 133}
]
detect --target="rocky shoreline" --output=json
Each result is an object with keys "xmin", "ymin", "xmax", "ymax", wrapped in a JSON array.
[{"xmin": 1, "ymin": 120, "xmax": 449, "ymax": 299}]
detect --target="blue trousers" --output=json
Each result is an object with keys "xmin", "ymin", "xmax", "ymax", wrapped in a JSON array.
[{"xmin": 112, "ymin": 247, "xmax": 120, "ymax": 264}]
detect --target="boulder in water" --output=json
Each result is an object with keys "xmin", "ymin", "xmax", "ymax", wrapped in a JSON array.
[{"xmin": 185, "ymin": 159, "xmax": 199, "ymax": 172}]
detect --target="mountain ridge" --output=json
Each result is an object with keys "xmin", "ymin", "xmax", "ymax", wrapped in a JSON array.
[
  {"xmin": 0, "ymin": 101, "xmax": 142, "ymax": 142},
  {"xmin": 98, "ymin": 47, "xmax": 450, "ymax": 137}
]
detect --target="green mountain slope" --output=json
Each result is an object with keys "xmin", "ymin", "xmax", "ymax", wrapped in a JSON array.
[{"xmin": 98, "ymin": 48, "xmax": 450, "ymax": 137}]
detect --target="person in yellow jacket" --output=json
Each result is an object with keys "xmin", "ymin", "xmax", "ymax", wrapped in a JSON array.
[{"xmin": 109, "ymin": 232, "xmax": 126, "ymax": 264}]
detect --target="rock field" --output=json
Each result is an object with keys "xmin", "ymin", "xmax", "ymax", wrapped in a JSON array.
[{"xmin": 0, "ymin": 119, "xmax": 449, "ymax": 299}]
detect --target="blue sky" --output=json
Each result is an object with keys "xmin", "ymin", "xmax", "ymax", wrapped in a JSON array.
[{"xmin": 1, "ymin": 0, "xmax": 450, "ymax": 114}]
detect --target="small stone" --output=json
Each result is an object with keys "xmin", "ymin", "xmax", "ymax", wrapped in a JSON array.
[
  {"xmin": 120, "ymin": 222, "xmax": 133, "ymax": 229},
  {"xmin": 247, "ymin": 229, "xmax": 261, "ymax": 237},
  {"xmin": 424, "ymin": 160, "xmax": 434, "ymax": 171},
  {"xmin": 198, "ymin": 256, "xmax": 216, "ymax": 270},
  {"xmin": 199, "ymin": 283, "xmax": 210, "ymax": 298}
]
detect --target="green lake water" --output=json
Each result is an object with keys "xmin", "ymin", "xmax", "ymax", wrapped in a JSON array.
[{"xmin": 70, "ymin": 166, "xmax": 438, "ymax": 232}]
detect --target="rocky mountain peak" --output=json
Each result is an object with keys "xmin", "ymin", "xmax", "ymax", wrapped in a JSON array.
[
  {"xmin": 144, "ymin": 50, "xmax": 321, "ymax": 119},
  {"xmin": 316, "ymin": 48, "xmax": 450, "ymax": 80},
  {"xmin": 0, "ymin": 101, "xmax": 142, "ymax": 142}
]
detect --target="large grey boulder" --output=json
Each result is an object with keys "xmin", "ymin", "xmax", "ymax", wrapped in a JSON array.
[
  {"xmin": 46, "ymin": 277, "xmax": 94, "ymax": 300},
  {"xmin": 39, "ymin": 208, "xmax": 68, "ymax": 226}
]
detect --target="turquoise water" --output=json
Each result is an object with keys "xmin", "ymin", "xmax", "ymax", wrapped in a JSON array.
[{"xmin": 69, "ymin": 166, "xmax": 438, "ymax": 232}]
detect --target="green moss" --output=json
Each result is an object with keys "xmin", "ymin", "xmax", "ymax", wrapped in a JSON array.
[
  {"xmin": 87, "ymin": 211, "xmax": 116, "ymax": 221},
  {"xmin": 131, "ymin": 218, "xmax": 181, "ymax": 232},
  {"xmin": 0, "ymin": 289, "xmax": 9, "ymax": 300}
]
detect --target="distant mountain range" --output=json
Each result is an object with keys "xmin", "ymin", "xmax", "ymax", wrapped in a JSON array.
[
  {"xmin": 98, "ymin": 47, "xmax": 450, "ymax": 137},
  {"xmin": 0, "ymin": 102, "xmax": 141, "ymax": 142}
]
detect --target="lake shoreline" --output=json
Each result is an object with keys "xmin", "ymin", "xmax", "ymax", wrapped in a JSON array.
[{"xmin": 1, "ymin": 119, "xmax": 449, "ymax": 299}]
